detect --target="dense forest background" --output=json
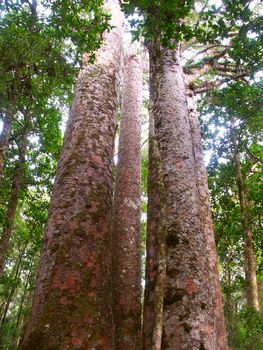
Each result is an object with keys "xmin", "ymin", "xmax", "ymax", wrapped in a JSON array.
[{"xmin": 0, "ymin": 0, "xmax": 262, "ymax": 349}]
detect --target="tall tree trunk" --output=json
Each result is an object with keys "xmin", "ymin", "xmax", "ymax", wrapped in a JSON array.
[
  {"xmin": 112, "ymin": 47, "xmax": 142, "ymax": 350},
  {"xmin": 0, "ymin": 241, "xmax": 28, "ymax": 349},
  {"xmin": 231, "ymin": 119, "xmax": 259, "ymax": 311},
  {"xmin": 10, "ymin": 259, "xmax": 33, "ymax": 350},
  {"xmin": 186, "ymin": 89, "xmax": 228, "ymax": 349},
  {"xmin": 17, "ymin": 260, "xmax": 38, "ymax": 349},
  {"xmin": 0, "ymin": 107, "xmax": 13, "ymax": 174},
  {"xmin": 0, "ymin": 240, "xmax": 28, "ymax": 323},
  {"xmin": 21, "ymin": 1, "xmax": 123, "ymax": 349},
  {"xmin": 149, "ymin": 42, "xmax": 220, "ymax": 350},
  {"xmin": 0, "ymin": 126, "xmax": 28, "ymax": 275},
  {"xmin": 224, "ymin": 261, "xmax": 237, "ymax": 349},
  {"xmin": 142, "ymin": 50, "xmax": 167, "ymax": 350}
]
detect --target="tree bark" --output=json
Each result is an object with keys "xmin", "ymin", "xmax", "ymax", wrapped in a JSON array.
[
  {"xmin": 0, "ymin": 125, "xmax": 29, "ymax": 276},
  {"xmin": 231, "ymin": 119, "xmax": 259, "ymax": 311},
  {"xmin": 112, "ymin": 47, "xmax": 142, "ymax": 350},
  {"xmin": 21, "ymin": 1, "xmax": 123, "ymax": 349},
  {"xmin": 142, "ymin": 50, "xmax": 167, "ymax": 350},
  {"xmin": 186, "ymin": 89, "xmax": 228, "ymax": 349},
  {"xmin": 0, "ymin": 107, "xmax": 13, "ymax": 174},
  {"xmin": 149, "ymin": 42, "xmax": 218, "ymax": 350}
]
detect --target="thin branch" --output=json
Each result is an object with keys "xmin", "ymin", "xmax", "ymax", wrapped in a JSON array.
[
  {"xmin": 141, "ymin": 137, "xmax": 148, "ymax": 149},
  {"xmin": 184, "ymin": 48, "xmax": 232, "ymax": 78},
  {"xmin": 192, "ymin": 79, "xmax": 228, "ymax": 94},
  {"xmin": 212, "ymin": 62, "xmax": 248, "ymax": 74},
  {"xmin": 193, "ymin": 0, "xmax": 209, "ymax": 32},
  {"xmin": 9, "ymin": 130, "xmax": 24, "ymax": 143},
  {"xmin": 192, "ymin": 72, "xmax": 249, "ymax": 94},
  {"xmin": 186, "ymin": 44, "xmax": 226, "ymax": 66},
  {"xmin": 23, "ymin": 0, "xmax": 37, "ymax": 17},
  {"xmin": 243, "ymin": 145, "xmax": 263, "ymax": 165}
]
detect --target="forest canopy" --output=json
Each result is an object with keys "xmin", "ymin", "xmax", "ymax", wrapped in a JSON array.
[{"xmin": 0, "ymin": 0, "xmax": 262, "ymax": 349}]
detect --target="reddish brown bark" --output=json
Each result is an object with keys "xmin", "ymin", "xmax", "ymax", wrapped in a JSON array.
[
  {"xmin": 149, "ymin": 42, "xmax": 218, "ymax": 349},
  {"xmin": 21, "ymin": 2, "xmax": 123, "ymax": 349},
  {"xmin": 186, "ymin": 89, "xmax": 228, "ymax": 349},
  {"xmin": 0, "ymin": 107, "xmax": 13, "ymax": 174},
  {"xmin": 142, "ymin": 51, "xmax": 167, "ymax": 350},
  {"xmin": 0, "ymin": 126, "xmax": 29, "ymax": 276},
  {"xmin": 231, "ymin": 120, "xmax": 259, "ymax": 311},
  {"xmin": 112, "ymin": 47, "xmax": 142, "ymax": 350}
]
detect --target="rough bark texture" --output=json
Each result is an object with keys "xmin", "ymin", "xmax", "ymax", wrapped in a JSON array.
[
  {"xmin": 231, "ymin": 120, "xmax": 259, "ymax": 311},
  {"xmin": 186, "ymin": 89, "xmax": 228, "ymax": 349},
  {"xmin": 0, "ymin": 126, "xmax": 28, "ymax": 276},
  {"xmin": 112, "ymin": 47, "xmax": 142, "ymax": 350},
  {"xmin": 149, "ymin": 43, "xmax": 217, "ymax": 350},
  {"xmin": 0, "ymin": 108, "xmax": 13, "ymax": 174},
  {"xmin": 21, "ymin": 2, "xmax": 123, "ymax": 348},
  {"xmin": 142, "ymin": 53, "xmax": 167, "ymax": 350}
]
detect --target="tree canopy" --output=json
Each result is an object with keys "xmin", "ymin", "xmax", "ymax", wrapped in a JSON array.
[{"xmin": 0, "ymin": 0, "xmax": 262, "ymax": 348}]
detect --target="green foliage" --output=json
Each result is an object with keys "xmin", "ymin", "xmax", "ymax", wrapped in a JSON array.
[
  {"xmin": 121, "ymin": 0, "xmax": 262, "ymax": 51},
  {"xmin": 0, "ymin": 0, "xmax": 111, "ymax": 108},
  {"xmin": 121, "ymin": 0, "xmax": 195, "ymax": 45},
  {"xmin": 234, "ymin": 307, "xmax": 263, "ymax": 349},
  {"xmin": 0, "ymin": 0, "xmax": 262, "ymax": 348},
  {"xmin": 199, "ymin": 79, "xmax": 263, "ymax": 348}
]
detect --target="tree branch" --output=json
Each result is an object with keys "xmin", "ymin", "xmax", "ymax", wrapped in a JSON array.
[
  {"xmin": 243, "ymin": 145, "xmax": 263, "ymax": 165},
  {"xmin": 192, "ymin": 72, "xmax": 249, "ymax": 94},
  {"xmin": 186, "ymin": 44, "xmax": 226, "ymax": 66}
]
